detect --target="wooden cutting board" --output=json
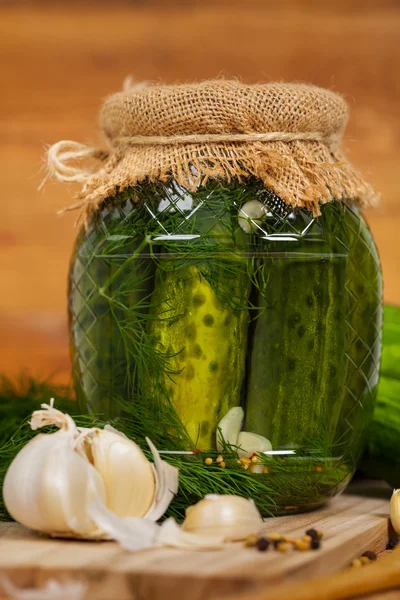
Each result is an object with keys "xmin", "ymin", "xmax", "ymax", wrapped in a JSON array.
[{"xmin": 0, "ymin": 484, "xmax": 392, "ymax": 600}]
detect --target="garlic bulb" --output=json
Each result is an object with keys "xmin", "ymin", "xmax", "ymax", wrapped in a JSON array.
[
  {"xmin": 3, "ymin": 400, "xmax": 178, "ymax": 540},
  {"xmin": 238, "ymin": 200, "xmax": 267, "ymax": 233},
  {"xmin": 216, "ymin": 407, "xmax": 244, "ymax": 452},
  {"xmin": 3, "ymin": 402, "xmax": 105, "ymax": 537},
  {"xmin": 390, "ymin": 489, "xmax": 400, "ymax": 534},
  {"xmin": 237, "ymin": 431, "xmax": 272, "ymax": 458},
  {"xmin": 182, "ymin": 494, "xmax": 264, "ymax": 540}
]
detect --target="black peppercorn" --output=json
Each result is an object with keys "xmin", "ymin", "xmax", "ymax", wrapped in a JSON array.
[
  {"xmin": 306, "ymin": 528, "xmax": 323, "ymax": 540},
  {"xmin": 361, "ymin": 550, "xmax": 377, "ymax": 561},
  {"xmin": 305, "ymin": 528, "xmax": 318, "ymax": 540},
  {"xmin": 256, "ymin": 537, "xmax": 270, "ymax": 552},
  {"xmin": 310, "ymin": 539, "xmax": 320, "ymax": 550},
  {"xmin": 386, "ymin": 537, "xmax": 399, "ymax": 550}
]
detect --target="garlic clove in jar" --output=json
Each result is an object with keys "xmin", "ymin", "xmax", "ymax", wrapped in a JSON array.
[
  {"xmin": 237, "ymin": 431, "xmax": 272, "ymax": 459},
  {"xmin": 182, "ymin": 494, "xmax": 264, "ymax": 540},
  {"xmin": 216, "ymin": 407, "xmax": 244, "ymax": 452},
  {"xmin": 238, "ymin": 200, "xmax": 267, "ymax": 233},
  {"xmin": 78, "ymin": 427, "xmax": 156, "ymax": 518},
  {"xmin": 390, "ymin": 489, "xmax": 400, "ymax": 534}
]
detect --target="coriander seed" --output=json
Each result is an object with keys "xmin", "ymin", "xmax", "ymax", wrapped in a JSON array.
[{"xmin": 245, "ymin": 534, "xmax": 258, "ymax": 547}]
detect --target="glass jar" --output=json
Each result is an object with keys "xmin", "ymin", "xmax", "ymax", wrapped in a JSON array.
[{"xmin": 68, "ymin": 178, "xmax": 382, "ymax": 514}]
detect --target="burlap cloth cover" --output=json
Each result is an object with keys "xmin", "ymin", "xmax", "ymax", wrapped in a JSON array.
[{"xmin": 48, "ymin": 80, "xmax": 378, "ymax": 224}]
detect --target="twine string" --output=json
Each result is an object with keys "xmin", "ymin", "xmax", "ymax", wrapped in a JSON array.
[{"xmin": 46, "ymin": 131, "xmax": 337, "ymax": 185}]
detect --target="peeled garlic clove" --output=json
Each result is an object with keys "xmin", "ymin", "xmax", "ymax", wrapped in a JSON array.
[
  {"xmin": 83, "ymin": 428, "xmax": 156, "ymax": 518},
  {"xmin": 182, "ymin": 494, "xmax": 264, "ymax": 540},
  {"xmin": 238, "ymin": 200, "xmax": 266, "ymax": 233},
  {"xmin": 390, "ymin": 489, "xmax": 400, "ymax": 534},
  {"xmin": 216, "ymin": 407, "xmax": 244, "ymax": 452},
  {"xmin": 237, "ymin": 431, "xmax": 272, "ymax": 458}
]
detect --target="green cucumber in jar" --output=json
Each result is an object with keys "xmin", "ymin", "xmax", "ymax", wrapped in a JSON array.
[
  {"xmin": 147, "ymin": 188, "xmax": 251, "ymax": 450},
  {"xmin": 244, "ymin": 203, "xmax": 348, "ymax": 449},
  {"xmin": 148, "ymin": 263, "xmax": 249, "ymax": 450}
]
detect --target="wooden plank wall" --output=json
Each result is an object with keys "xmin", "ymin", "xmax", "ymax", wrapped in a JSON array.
[{"xmin": 1, "ymin": 1, "xmax": 399, "ymax": 383}]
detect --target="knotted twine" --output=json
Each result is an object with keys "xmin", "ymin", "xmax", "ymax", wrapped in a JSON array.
[{"xmin": 46, "ymin": 79, "xmax": 378, "ymax": 226}]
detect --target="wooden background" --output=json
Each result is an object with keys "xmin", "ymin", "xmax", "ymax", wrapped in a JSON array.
[{"xmin": 0, "ymin": 0, "xmax": 399, "ymax": 384}]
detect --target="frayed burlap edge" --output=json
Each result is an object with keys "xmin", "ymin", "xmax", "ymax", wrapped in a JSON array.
[{"xmin": 64, "ymin": 139, "xmax": 377, "ymax": 227}]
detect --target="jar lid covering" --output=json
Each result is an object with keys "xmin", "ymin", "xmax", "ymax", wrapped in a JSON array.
[{"xmin": 48, "ymin": 79, "xmax": 378, "ymax": 225}]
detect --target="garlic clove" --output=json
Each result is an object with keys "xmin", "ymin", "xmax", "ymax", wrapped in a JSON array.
[
  {"xmin": 237, "ymin": 431, "xmax": 272, "ymax": 458},
  {"xmin": 182, "ymin": 494, "xmax": 264, "ymax": 540},
  {"xmin": 238, "ymin": 200, "xmax": 267, "ymax": 233},
  {"xmin": 216, "ymin": 407, "xmax": 244, "ymax": 452},
  {"xmin": 390, "ymin": 489, "xmax": 400, "ymax": 534},
  {"xmin": 144, "ymin": 437, "xmax": 179, "ymax": 522},
  {"xmin": 86, "ymin": 497, "xmax": 159, "ymax": 551},
  {"xmin": 83, "ymin": 427, "xmax": 178, "ymax": 521},
  {"xmin": 84, "ymin": 428, "xmax": 156, "ymax": 518},
  {"xmin": 156, "ymin": 518, "xmax": 225, "ymax": 549}
]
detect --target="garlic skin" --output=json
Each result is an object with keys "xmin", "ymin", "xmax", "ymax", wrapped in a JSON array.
[
  {"xmin": 390, "ymin": 489, "xmax": 400, "ymax": 534},
  {"xmin": 216, "ymin": 407, "xmax": 244, "ymax": 452},
  {"xmin": 157, "ymin": 516, "xmax": 225, "ymax": 549},
  {"xmin": 3, "ymin": 403, "xmax": 105, "ymax": 537},
  {"xmin": 145, "ymin": 437, "xmax": 179, "ymax": 521},
  {"xmin": 86, "ymin": 497, "xmax": 160, "ymax": 551},
  {"xmin": 237, "ymin": 431, "xmax": 272, "ymax": 459},
  {"xmin": 238, "ymin": 200, "xmax": 267, "ymax": 233},
  {"xmin": 182, "ymin": 494, "xmax": 264, "ymax": 540}
]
